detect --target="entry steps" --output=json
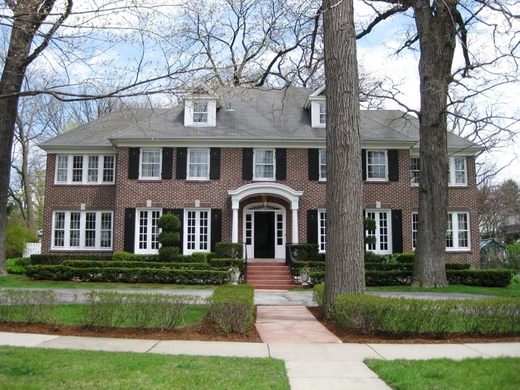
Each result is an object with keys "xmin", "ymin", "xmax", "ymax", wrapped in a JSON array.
[{"xmin": 246, "ymin": 262, "xmax": 302, "ymax": 290}]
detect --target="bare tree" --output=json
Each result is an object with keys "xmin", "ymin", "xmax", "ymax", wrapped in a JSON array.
[{"xmin": 322, "ymin": 0, "xmax": 365, "ymax": 317}]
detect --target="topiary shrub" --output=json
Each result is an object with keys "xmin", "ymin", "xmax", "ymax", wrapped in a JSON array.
[
  {"xmin": 157, "ymin": 213, "xmax": 181, "ymax": 261},
  {"xmin": 215, "ymin": 243, "xmax": 243, "ymax": 259}
]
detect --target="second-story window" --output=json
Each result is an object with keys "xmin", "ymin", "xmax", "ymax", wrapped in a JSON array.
[
  {"xmin": 319, "ymin": 101, "xmax": 326, "ymax": 124},
  {"xmin": 449, "ymin": 156, "xmax": 467, "ymax": 186},
  {"xmin": 254, "ymin": 149, "xmax": 275, "ymax": 180},
  {"xmin": 188, "ymin": 148, "xmax": 209, "ymax": 180},
  {"xmin": 410, "ymin": 157, "xmax": 420, "ymax": 185},
  {"xmin": 140, "ymin": 148, "xmax": 161, "ymax": 179},
  {"xmin": 55, "ymin": 155, "xmax": 115, "ymax": 185},
  {"xmin": 193, "ymin": 101, "xmax": 208, "ymax": 123},
  {"xmin": 366, "ymin": 150, "xmax": 388, "ymax": 181},
  {"xmin": 319, "ymin": 149, "xmax": 327, "ymax": 180}
]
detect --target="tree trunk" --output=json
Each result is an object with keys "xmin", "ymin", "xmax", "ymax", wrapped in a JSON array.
[
  {"xmin": 322, "ymin": 0, "xmax": 365, "ymax": 318},
  {"xmin": 413, "ymin": 0, "xmax": 458, "ymax": 287},
  {"xmin": 22, "ymin": 135, "xmax": 36, "ymax": 231}
]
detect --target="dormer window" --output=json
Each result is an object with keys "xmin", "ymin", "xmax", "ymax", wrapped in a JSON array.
[
  {"xmin": 193, "ymin": 101, "xmax": 208, "ymax": 123},
  {"xmin": 319, "ymin": 102, "xmax": 326, "ymax": 124}
]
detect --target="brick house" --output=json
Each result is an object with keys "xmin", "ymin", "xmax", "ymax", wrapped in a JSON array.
[{"xmin": 39, "ymin": 87, "xmax": 482, "ymax": 266}]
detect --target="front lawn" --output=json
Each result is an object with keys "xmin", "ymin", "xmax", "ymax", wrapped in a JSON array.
[
  {"xmin": 368, "ymin": 283, "xmax": 520, "ymax": 297},
  {"xmin": 0, "ymin": 274, "xmax": 215, "ymax": 290},
  {"xmin": 0, "ymin": 346, "xmax": 289, "ymax": 390},
  {"xmin": 366, "ymin": 357, "xmax": 520, "ymax": 390}
]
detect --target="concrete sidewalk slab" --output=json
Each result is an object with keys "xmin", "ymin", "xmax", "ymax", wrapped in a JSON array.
[
  {"xmin": 369, "ymin": 343, "xmax": 485, "ymax": 360},
  {"xmin": 149, "ymin": 340, "xmax": 269, "ymax": 358},
  {"xmin": 289, "ymin": 376, "xmax": 391, "ymax": 390},
  {"xmin": 254, "ymin": 290, "xmax": 317, "ymax": 306},
  {"xmin": 38, "ymin": 335, "xmax": 157, "ymax": 353},
  {"xmin": 0, "ymin": 332, "xmax": 59, "ymax": 347},
  {"xmin": 269, "ymin": 343, "xmax": 381, "ymax": 361},
  {"xmin": 464, "ymin": 343, "xmax": 520, "ymax": 358},
  {"xmin": 285, "ymin": 360, "xmax": 380, "ymax": 378},
  {"xmin": 256, "ymin": 306, "xmax": 341, "ymax": 343}
]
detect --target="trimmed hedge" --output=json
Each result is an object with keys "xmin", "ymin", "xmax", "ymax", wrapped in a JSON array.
[
  {"xmin": 25, "ymin": 265, "xmax": 228, "ymax": 285},
  {"xmin": 208, "ymin": 258, "xmax": 244, "ymax": 271},
  {"xmin": 289, "ymin": 244, "xmax": 320, "ymax": 261},
  {"xmin": 364, "ymin": 262, "xmax": 471, "ymax": 271},
  {"xmin": 31, "ymin": 253, "xmax": 113, "ymax": 265},
  {"xmin": 308, "ymin": 269, "xmax": 513, "ymax": 287},
  {"xmin": 206, "ymin": 284, "xmax": 254, "ymax": 334},
  {"xmin": 334, "ymin": 294, "xmax": 520, "ymax": 336},
  {"xmin": 215, "ymin": 243, "xmax": 243, "ymax": 259},
  {"xmin": 5, "ymin": 257, "xmax": 31, "ymax": 274},
  {"xmin": 191, "ymin": 252, "xmax": 216, "ymax": 262},
  {"xmin": 61, "ymin": 260, "xmax": 210, "ymax": 270},
  {"xmin": 112, "ymin": 252, "xmax": 160, "ymax": 262}
]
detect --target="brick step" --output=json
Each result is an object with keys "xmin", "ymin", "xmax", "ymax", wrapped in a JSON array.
[
  {"xmin": 247, "ymin": 278, "xmax": 293, "ymax": 283},
  {"xmin": 247, "ymin": 266, "xmax": 290, "ymax": 271},
  {"xmin": 247, "ymin": 282, "xmax": 302, "ymax": 290},
  {"xmin": 247, "ymin": 263, "xmax": 288, "ymax": 267},
  {"xmin": 247, "ymin": 270, "xmax": 291, "ymax": 275}
]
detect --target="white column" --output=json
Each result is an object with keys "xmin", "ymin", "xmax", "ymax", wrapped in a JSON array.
[
  {"xmin": 291, "ymin": 207, "xmax": 299, "ymax": 244},
  {"xmin": 232, "ymin": 207, "xmax": 239, "ymax": 243}
]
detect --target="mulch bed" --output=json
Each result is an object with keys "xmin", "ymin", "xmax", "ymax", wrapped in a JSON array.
[{"xmin": 307, "ymin": 307, "xmax": 520, "ymax": 344}]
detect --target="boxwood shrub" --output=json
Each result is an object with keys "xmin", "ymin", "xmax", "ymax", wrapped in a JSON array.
[
  {"xmin": 31, "ymin": 253, "xmax": 112, "ymax": 265},
  {"xmin": 25, "ymin": 265, "xmax": 228, "ymax": 285},
  {"xmin": 112, "ymin": 252, "xmax": 160, "ymax": 262},
  {"xmin": 334, "ymin": 294, "xmax": 520, "ymax": 336},
  {"xmin": 61, "ymin": 260, "xmax": 210, "ymax": 270},
  {"xmin": 208, "ymin": 258, "xmax": 244, "ymax": 271},
  {"xmin": 215, "ymin": 243, "xmax": 243, "ymax": 259},
  {"xmin": 288, "ymin": 244, "xmax": 320, "ymax": 261},
  {"xmin": 5, "ymin": 257, "xmax": 31, "ymax": 274},
  {"xmin": 206, "ymin": 284, "xmax": 254, "ymax": 334}
]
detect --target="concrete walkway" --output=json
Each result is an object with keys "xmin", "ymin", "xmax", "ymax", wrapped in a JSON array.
[
  {"xmin": 1, "ymin": 332, "xmax": 519, "ymax": 390},
  {"xmin": 256, "ymin": 306, "xmax": 341, "ymax": 343}
]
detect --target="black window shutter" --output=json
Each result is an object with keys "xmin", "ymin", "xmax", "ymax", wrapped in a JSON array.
[
  {"xmin": 211, "ymin": 209, "xmax": 222, "ymax": 252},
  {"xmin": 391, "ymin": 209, "xmax": 403, "ymax": 254},
  {"xmin": 209, "ymin": 148, "xmax": 221, "ymax": 180},
  {"xmin": 165, "ymin": 208, "xmax": 184, "ymax": 254},
  {"xmin": 361, "ymin": 149, "xmax": 367, "ymax": 180},
  {"xmin": 162, "ymin": 147, "xmax": 173, "ymax": 180},
  {"xmin": 242, "ymin": 148, "xmax": 253, "ymax": 180},
  {"xmin": 128, "ymin": 148, "xmax": 140, "ymax": 179},
  {"xmin": 276, "ymin": 148, "xmax": 287, "ymax": 180},
  {"xmin": 176, "ymin": 148, "xmax": 187, "ymax": 180},
  {"xmin": 308, "ymin": 149, "xmax": 319, "ymax": 180},
  {"xmin": 388, "ymin": 150, "xmax": 399, "ymax": 182},
  {"xmin": 307, "ymin": 209, "xmax": 318, "ymax": 244},
  {"xmin": 124, "ymin": 208, "xmax": 136, "ymax": 253}
]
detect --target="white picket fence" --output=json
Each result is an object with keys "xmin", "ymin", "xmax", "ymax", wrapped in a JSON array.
[{"xmin": 23, "ymin": 242, "xmax": 41, "ymax": 258}]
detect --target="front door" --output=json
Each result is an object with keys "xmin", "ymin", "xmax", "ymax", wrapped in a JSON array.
[{"xmin": 254, "ymin": 212, "xmax": 275, "ymax": 258}]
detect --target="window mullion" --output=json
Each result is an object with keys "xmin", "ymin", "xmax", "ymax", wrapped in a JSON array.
[{"xmin": 64, "ymin": 212, "xmax": 70, "ymax": 249}]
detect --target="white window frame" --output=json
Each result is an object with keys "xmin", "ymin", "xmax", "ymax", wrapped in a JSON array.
[
  {"xmin": 366, "ymin": 150, "xmax": 388, "ymax": 181},
  {"xmin": 253, "ymin": 148, "xmax": 276, "ymax": 181},
  {"xmin": 410, "ymin": 157, "xmax": 420, "ymax": 186},
  {"xmin": 187, "ymin": 148, "xmax": 210, "ymax": 180},
  {"xmin": 364, "ymin": 209, "xmax": 392, "ymax": 255},
  {"xmin": 135, "ymin": 208, "xmax": 162, "ymax": 254},
  {"xmin": 51, "ymin": 211, "xmax": 113, "ymax": 251},
  {"xmin": 319, "ymin": 101, "xmax": 326, "ymax": 124},
  {"xmin": 449, "ymin": 156, "xmax": 468, "ymax": 186},
  {"xmin": 139, "ymin": 148, "xmax": 162, "ymax": 180},
  {"xmin": 318, "ymin": 209, "xmax": 327, "ymax": 253},
  {"xmin": 193, "ymin": 101, "xmax": 209, "ymax": 123},
  {"xmin": 411, "ymin": 211, "xmax": 471, "ymax": 251},
  {"xmin": 54, "ymin": 154, "xmax": 116, "ymax": 185},
  {"xmin": 184, "ymin": 209, "xmax": 211, "ymax": 255},
  {"xmin": 319, "ymin": 149, "xmax": 327, "ymax": 181},
  {"xmin": 412, "ymin": 212, "xmax": 418, "ymax": 249}
]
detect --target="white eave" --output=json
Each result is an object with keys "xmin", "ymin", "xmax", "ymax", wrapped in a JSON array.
[{"xmin": 304, "ymin": 86, "xmax": 326, "ymax": 109}]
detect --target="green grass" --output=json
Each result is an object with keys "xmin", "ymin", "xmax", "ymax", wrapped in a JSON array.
[
  {"xmin": 0, "ymin": 346, "xmax": 289, "ymax": 390},
  {"xmin": 4, "ymin": 304, "xmax": 208, "ymax": 328},
  {"xmin": 0, "ymin": 274, "xmax": 215, "ymax": 290},
  {"xmin": 366, "ymin": 357, "xmax": 520, "ymax": 390},
  {"xmin": 368, "ymin": 283, "xmax": 520, "ymax": 297}
]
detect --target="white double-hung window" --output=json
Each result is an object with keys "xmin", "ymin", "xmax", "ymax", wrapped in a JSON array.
[
  {"xmin": 449, "ymin": 156, "xmax": 467, "ymax": 186},
  {"xmin": 254, "ymin": 149, "xmax": 275, "ymax": 180},
  {"xmin": 412, "ymin": 211, "xmax": 470, "ymax": 251},
  {"xmin": 52, "ymin": 211, "xmax": 113, "ymax": 250},
  {"xmin": 319, "ymin": 101, "xmax": 326, "ymax": 124},
  {"xmin": 187, "ymin": 148, "xmax": 210, "ymax": 180},
  {"xmin": 55, "ymin": 155, "xmax": 116, "ymax": 185},
  {"xmin": 318, "ymin": 210, "xmax": 327, "ymax": 253},
  {"xmin": 366, "ymin": 150, "xmax": 388, "ymax": 181},
  {"xmin": 184, "ymin": 209, "xmax": 210, "ymax": 255},
  {"xmin": 136, "ymin": 209, "xmax": 162, "ymax": 254},
  {"xmin": 193, "ymin": 101, "xmax": 209, "ymax": 123},
  {"xmin": 140, "ymin": 148, "xmax": 161, "ymax": 179},
  {"xmin": 319, "ymin": 149, "xmax": 327, "ymax": 180}
]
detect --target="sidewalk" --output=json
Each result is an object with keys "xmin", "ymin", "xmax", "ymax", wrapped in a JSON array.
[{"xmin": 1, "ymin": 332, "xmax": 519, "ymax": 390}]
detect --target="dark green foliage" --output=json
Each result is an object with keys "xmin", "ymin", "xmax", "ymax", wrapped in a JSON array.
[
  {"xmin": 156, "ymin": 213, "xmax": 181, "ymax": 231},
  {"xmin": 25, "ymin": 265, "xmax": 228, "ymax": 285},
  {"xmin": 158, "ymin": 246, "xmax": 180, "ymax": 261},
  {"xmin": 394, "ymin": 252, "xmax": 416, "ymax": 263},
  {"xmin": 5, "ymin": 257, "xmax": 31, "ymax": 274},
  {"xmin": 215, "ymin": 243, "xmax": 243, "ymax": 259},
  {"xmin": 292, "ymin": 260, "xmax": 325, "ymax": 273},
  {"xmin": 61, "ymin": 260, "xmax": 210, "ymax": 270},
  {"xmin": 111, "ymin": 252, "xmax": 161, "ymax": 262},
  {"xmin": 317, "ymin": 253, "xmax": 326, "ymax": 262},
  {"xmin": 334, "ymin": 294, "xmax": 520, "ymax": 336},
  {"xmin": 506, "ymin": 243, "xmax": 520, "ymax": 272},
  {"xmin": 206, "ymin": 285, "xmax": 254, "ymax": 334},
  {"xmin": 5, "ymin": 225, "xmax": 38, "ymax": 258},
  {"xmin": 31, "ymin": 253, "xmax": 113, "ymax": 265},
  {"xmin": 364, "ymin": 218, "xmax": 376, "ymax": 247},
  {"xmin": 190, "ymin": 252, "xmax": 216, "ymax": 262},
  {"xmin": 288, "ymin": 244, "xmax": 319, "ymax": 261},
  {"xmin": 445, "ymin": 263, "xmax": 471, "ymax": 270},
  {"xmin": 208, "ymin": 258, "xmax": 244, "ymax": 271},
  {"xmin": 157, "ymin": 231, "xmax": 181, "ymax": 247},
  {"xmin": 364, "ymin": 262, "xmax": 470, "ymax": 271},
  {"xmin": 313, "ymin": 284, "xmax": 324, "ymax": 307},
  {"xmin": 364, "ymin": 251, "xmax": 387, "ymax": 263}
]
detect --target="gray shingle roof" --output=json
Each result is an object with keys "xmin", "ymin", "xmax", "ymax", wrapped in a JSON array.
[{"xmin": 40, "ymin": 87, "xmax": 480, "ymax": 151}]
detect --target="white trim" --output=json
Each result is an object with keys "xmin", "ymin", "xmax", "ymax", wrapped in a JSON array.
[
  {"xmin": 54, "ymin": 154, "xmax": 116, "ymax": 185},
  {"xmin": 183, "ymin": 208, "xmax": 211, "ymax": 255},
  {"xmin": 134, "ymin": 208, "xmax": 162, "ymax": 254},
  {"xmin": 228, "ymin": 182, "xmax": 303, "ymax": 210},
  {"xmin": 411, "ymin": 211, "xmax": 471, "ymax": 252},
  {"xmin": 319, "ymin": 149, "xmax": 327, "ymax": 181},
  {"xmin": 187, "ymin": 148, "xmax": 210, "ymax": 180},
  {"xmin": 139, "ymin": 148, "xmax": 162, "ymax": 180},
  {"xmin": 253, "ymin": 148, "xmax": 276, "ymax": 181},
  {"xmin": 318, "ymin": 209, "xmax": 326, "ymax": 253},
  {"xmin": 366, "ymin": 150, "xmax": 389, "ymax": 182},
  {"xmin": 243, "ymin": 203, "xmax": 286, "ymax": 259},
  {"xmin": 365, "ymin": 209, "xmax": 392, "ymax": 255},
  {"xmin": 184, "ymin": 99, "xmax": 217, "ymax": 127},
  {"xmin": 449, "ymin": 156, "xmax": 468, "ymax": 186}
]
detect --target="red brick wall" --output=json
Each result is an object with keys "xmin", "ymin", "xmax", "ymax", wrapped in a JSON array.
[{"xmin": 42, "ymin": 148, "xmax": 479, "ymax": 266}]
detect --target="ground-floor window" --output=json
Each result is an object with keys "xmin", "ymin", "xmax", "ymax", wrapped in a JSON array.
[
  {"xmin": 136, "ymin": 209, "xmax": 161, "ymax": 254},
  {"xmin": 365, "ymin": 209, "xmax": 392, "ymax": 255},
  {"xmin": 412, "ymin": 211, "xmax": 470, "ymax": 251},
  {"xmin": 52, "ymin": 211, "xmax": 113, "ymax": 250},
  {"xmin": 184, "ymin": 209, "xmax": 210, "ymax": 255},
  {"xmin": 318, "ymin": 209, "xmax": 326, "ymax": 253}
]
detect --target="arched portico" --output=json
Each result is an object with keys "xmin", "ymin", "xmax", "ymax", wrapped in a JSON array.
[{"xmin": 228, "ymin": 183, "xmax": 303, "ymax": 257}]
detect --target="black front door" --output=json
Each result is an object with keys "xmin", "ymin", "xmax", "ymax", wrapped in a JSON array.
[{"xmin": 254, "ymin": 212, "xmax": 275, "ymax": 258}]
